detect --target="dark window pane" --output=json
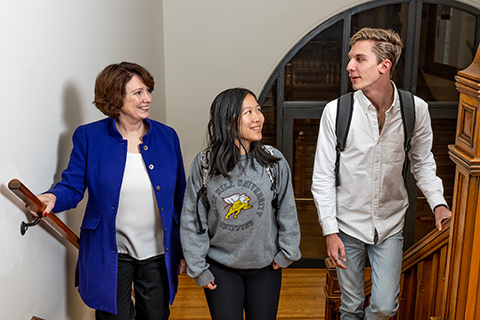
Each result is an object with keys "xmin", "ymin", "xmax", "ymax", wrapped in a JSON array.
[
  {"xmin": 261, "ymin": 80, "xmax": 277, "ymax": 147},
  {"xmin": 417, "ymin": 4, "xmax": 475, "ymax": 102},
  {"xmin": 284, "ymin": 20, "xmax": 343, "ymax": 101},
  {"xmin": 292, "ymin": 119, "xmax": 324, "ymax": 258},
  {"xmin": 293, "ymin": 119, "xmax": 320, "ymax": 199}
]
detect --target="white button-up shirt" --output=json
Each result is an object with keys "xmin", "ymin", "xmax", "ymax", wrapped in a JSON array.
[{"xmin": 311, "ymin": 84, "xmax": 447, "ymax": 244}]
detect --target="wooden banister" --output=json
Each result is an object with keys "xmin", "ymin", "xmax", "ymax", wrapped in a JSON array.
[
  {"xmin": 8, "ymin": 179, "xmax": 79, "ymax": 249},
  {"xmin": 401, "ymin": 219, "xmax": 450, "ymax": 272}
]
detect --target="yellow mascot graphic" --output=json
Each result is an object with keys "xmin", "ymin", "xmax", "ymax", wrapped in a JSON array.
[{"xmin": 222, "ymin": 193, "xmax": 252, "ymax": 220}]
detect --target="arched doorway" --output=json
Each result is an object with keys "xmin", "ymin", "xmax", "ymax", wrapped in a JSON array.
[{"xmin": 258, "ymin": 0, "xmax": 480, "ymax": 266}]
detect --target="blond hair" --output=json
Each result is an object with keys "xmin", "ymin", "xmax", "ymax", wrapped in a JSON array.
[{"xmin": 350, "ymin": 28, "xmax": 403, "ymax": 75}]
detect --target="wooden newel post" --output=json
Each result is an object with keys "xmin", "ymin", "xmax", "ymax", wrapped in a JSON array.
[{"xmin": 445, "ymin": 44, "xmax": 480, "ymax": 320}]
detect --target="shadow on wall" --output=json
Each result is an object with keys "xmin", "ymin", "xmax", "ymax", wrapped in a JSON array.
[
  {"xmin": 53, "ymin": 81, "xmax": 84, "ymax": 186},
  {"xmin": 57, "ymin": 81, "xmax": 95, "ymax": 319}
]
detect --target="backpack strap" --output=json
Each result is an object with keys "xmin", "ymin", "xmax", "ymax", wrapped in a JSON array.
[
  {"xmin": 335, "ymin": 92, "xmax": 354, "ymax": 187},
  {"xmin": 398, "ymin": 89, "xmax": 416, "ymax": 179},
  {"xmin": 195, "ymin": 149, "xmax": 210, "ymax": 234},
  {"xmin": 263, "ymin": 145, "xmax": 278, "ymax": 214},
  {"xmin": 334, "ymin": 90, "xmax": 415, "ymax": 187},
  {"xmin": 201, "ymin": 149, "xmax": 210, "ymax": 192}
]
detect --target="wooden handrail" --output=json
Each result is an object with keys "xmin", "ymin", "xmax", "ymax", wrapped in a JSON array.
[
  {"xmin": 8, "ymin": 179, "xmax": 79, "ymax": 249},
  {"xmin": 401, "ymin": 219, "xmax": 450, "ymax": 271}
]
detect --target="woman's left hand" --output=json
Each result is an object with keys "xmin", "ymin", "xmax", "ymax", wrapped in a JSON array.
[
  {"xmin": 272, "ymin": 261, "xmax": 281, "ymax": 270},
  {"xmin": 178, "ymin": 259, "xmax": 187, "ymax": 274}
]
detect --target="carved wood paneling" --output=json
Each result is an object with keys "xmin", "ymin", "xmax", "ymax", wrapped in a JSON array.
[
  {"xmin": 435, "ymin": 245, "xmax": 448, "ymax": 316},
  {"xmin": 324, "ymin": 257, "xmax": 341, "ymax": 320},
  {"xmin": 396, "ymin": 270, "xmax": 415, "ymax": 319},
  {"xmin": 465, "ymin": 213, "xmax": 480, "ymax": 319},
  {"xmin": 445, "ymin": 43, "xmax": 480, "ymax": 320},
  {"xmin": 396, "ymin": 228, "xmax": 449, "ymax": 320},
  {"xmin": 457, "ymin": 100, "xmax": 476, "ymax": 148}
]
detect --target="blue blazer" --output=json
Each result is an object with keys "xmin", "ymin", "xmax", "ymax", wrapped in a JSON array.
[{"xmin": 49, "ymin": 117, "xmax": 186, "ymax": 314}]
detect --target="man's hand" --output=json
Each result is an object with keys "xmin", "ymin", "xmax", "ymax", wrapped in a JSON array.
[
  {"xmin": 326, "ymin": 233, "xmax": 347, "ymax": 269},
  {"xmin": 434, "ymin": 205, "xmax": 451, "ymax": 231}
]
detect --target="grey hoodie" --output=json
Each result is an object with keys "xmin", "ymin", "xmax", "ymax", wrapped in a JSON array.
[{"xmin": 180, "ymin": 147, "xmax": 301, "ymax": 286}]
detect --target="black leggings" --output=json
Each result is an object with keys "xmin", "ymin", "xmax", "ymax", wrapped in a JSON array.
[
  {"xmin": 204, "ymin": 259, "xmax": 282, "ymax": 320},
  {"xmin": 95, "ymin": 254, "xmax": 170, "ymax": 320}
]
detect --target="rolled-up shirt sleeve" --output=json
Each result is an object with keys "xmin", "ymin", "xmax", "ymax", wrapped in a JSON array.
[{"xmin": 311, "ymin": 101, "xmax": 339, "ymax": 236}]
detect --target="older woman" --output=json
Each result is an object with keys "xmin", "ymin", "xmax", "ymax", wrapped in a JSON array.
[{"xmin": 29, "ymin": 62, "xmax": 186, "ymax": 319}]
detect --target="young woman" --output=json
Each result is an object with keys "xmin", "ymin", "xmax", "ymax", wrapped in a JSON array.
[{"xmin": 180, "ymin": 88, "xmax": 301, "ymax": 320}]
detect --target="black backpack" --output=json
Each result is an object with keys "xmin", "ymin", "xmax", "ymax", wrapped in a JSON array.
[
  {"xmin": 195, "ymin": 146, "xmax": 278, "ymax": 234},
  {"xmin": 334, "ymin": 89, "xmax": 415, "ymax": 187}
]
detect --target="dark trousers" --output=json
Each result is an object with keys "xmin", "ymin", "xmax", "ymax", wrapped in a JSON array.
[
  {"xmin": 95, "ymin": 254, "xmax": 170, "ymax": 320},
  {"xmin": 204, "ymin": 259, "xmax": 282, "ymax": 320}
]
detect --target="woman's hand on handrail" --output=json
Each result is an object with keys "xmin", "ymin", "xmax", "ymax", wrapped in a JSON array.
[{"xmin": 27, "ymin": 193, "xmax": 57, "ymax": 218}]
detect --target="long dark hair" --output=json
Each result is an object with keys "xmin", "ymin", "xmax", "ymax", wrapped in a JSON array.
[{"xmin": 206, "ymin": 88, "xmax": 279, "ymax": 179}]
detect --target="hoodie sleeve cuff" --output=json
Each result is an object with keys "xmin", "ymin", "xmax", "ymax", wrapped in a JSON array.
[
  {"xmin": 194, "ymin": 269, "xmax": 215, "ymax": 287},
  {"xmin": 274, "ymin": 251, "xmax": 295, "ymax": 269}
]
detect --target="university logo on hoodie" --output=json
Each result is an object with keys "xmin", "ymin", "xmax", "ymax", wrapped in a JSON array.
[
  {"xmin": 215, "ymin": 179, "xmax": 267, "ymax": 232},
  {"xmin": 222, "ymin": 193, "xmax": 253, "ymax": 219}
]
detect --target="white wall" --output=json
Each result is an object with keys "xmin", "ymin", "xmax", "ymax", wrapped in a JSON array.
[
  {"xmin": 0, "ymin": 1, "xmax": 164, "ymax": 319},
  {"xmin": 1, "ymin": 0, "xmax": 479, "ymax": 319}
]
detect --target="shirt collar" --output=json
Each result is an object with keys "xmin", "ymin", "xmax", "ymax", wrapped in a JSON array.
[{"xmin": 355, "ymin": 81, "xmax": 400, "ymax": 114}]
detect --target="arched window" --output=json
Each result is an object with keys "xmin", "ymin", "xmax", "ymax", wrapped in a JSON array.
[{"xmin": 259, "ymin": 0, "xmax": 480, "ymax": 266}]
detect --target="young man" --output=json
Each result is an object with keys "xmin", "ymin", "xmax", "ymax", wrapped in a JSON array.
[{"xmin": 311, "ymin": 28, "xmax": 452, "ymax": 319}]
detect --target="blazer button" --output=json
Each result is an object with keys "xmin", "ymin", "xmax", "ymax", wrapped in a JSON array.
[
  {"xmin": 164, "ymin": 227, "xmax": 167, "ymax": 232},
  {"xmin": 161, "ymin": 207, "xmax": 164, "ymax": 212},
  {"xmin": 166, "ymin": 247, "xmax": 169, "ymax": 252},
  {"xmin": 148, "ymin": 164, "xmax": 154, "ymax": 170},
  {"xmin": 156, "ymin": 186, "xmax": 161, "ymax": 191},
  {"xmin": 143, "ymin": 145, "xmax": 148, "ymax": 151}
]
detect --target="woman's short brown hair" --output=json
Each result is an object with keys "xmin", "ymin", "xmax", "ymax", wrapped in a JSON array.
[{"xmin": 93, "ymin": 62, "xmax": 155, "ymax": 118}]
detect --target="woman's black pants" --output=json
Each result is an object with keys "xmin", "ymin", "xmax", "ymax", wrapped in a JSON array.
[
  {"xmin": 95, "ymin": 253, "xmax": 170, "ymax": 320},
  {"xmin": 204, "ymin": 259, "xmax": 282, "ymax": 320}
]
